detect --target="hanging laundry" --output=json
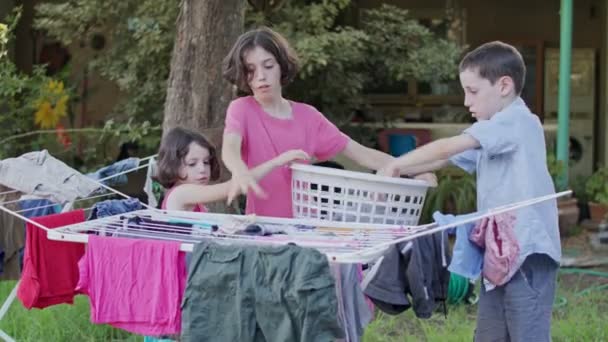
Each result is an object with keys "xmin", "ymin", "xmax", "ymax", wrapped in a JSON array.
[
  {"xmin": 143, "ymin": 157, "xmax": 162, "ymax": 208},
  {"xmin": 469, "ymin": 212, "xmax": 519, "ymax": 286},
  {"xmin": 16, "ymin": 198, "xmax": 62, "ymax": 272},
  {"xmin": 331, "ymin": 263, "xmax": 374, "ymax": 342},
  {"xmin": 76, "ymin": 235, "xmax": 186, "ymax": 336},
  {"xmin": 0, "ymin": 185, "xmax": 24, "ymax": 279},
  {"xmin": 433, "ymin": 211, "xmax": 484, "ymax": 281},
  {"xmin": 17, "ymin": 210, "xmax": 85, "ymax": 309},
  {"xmin": 143, "ymin": 337, "xmax": 174, "ymax": 342},
  {"xmin": 0, "ymin": 209, "xmax": 23, "ymax": 280},
  {"xmin": 362, "ymin": 232, "xmax": 451, "ymax": 319},
  {"xmin": 125, "ymin": 216, "xmax": 208, "ymax": 237},
  {"xmin": 234, "ymin": 223, "xmax": 294, "ymax": 236},
  {"xmin": 181, "ymin": 242, "xmax": 343, "ymax": 342},
  {"xmin": 0, "ymin": 150, "xmax": 99, "ymax": 203},
  {"xmin": 86, "ymin": 157, "xmax": 140, "ymax": 186},
  {"xmin": 87, "ymin": 198, "xmax": 143, "ymax": 220}
]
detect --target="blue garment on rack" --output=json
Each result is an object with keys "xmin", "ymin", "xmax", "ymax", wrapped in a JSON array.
[
  {"xmin": 143, "ymin": 336, "xmax": 175, "ymax": 342},
  {"xmin": 88, "ymin": 198, "xmax": 143, "ymax": 220},
  {"xmin": 19, "ymin": 199, "xmax": 61, "ymax": 269},
  {"xmin": 86, "ymin": 157, "xmax": 140, "ymax": 186},
  {"xmin": 433, "ymin": 211, "xmax": 483, "ymax": 280}
]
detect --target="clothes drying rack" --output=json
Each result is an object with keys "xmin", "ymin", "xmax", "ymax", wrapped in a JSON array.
[
  {"xmin": 0, "ymin": 152, "xmax": 572, "ymax": 341},
  {"xmin": 44, "ymin": 190, "xmax": 571, "ymax": 264},
  {"xmin": 0, "ymin": 154, "xmax": 157, "ymax": 342}
]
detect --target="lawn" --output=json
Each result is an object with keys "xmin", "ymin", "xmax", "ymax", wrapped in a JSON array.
[{"xmin": 0, "ymin": 269, "xmax": 606, "ymax": 341}]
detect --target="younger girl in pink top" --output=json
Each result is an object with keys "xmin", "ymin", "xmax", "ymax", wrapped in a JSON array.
[{"xmin": 155, "ymin": 126, "xmax": 309, "ymax": 211}]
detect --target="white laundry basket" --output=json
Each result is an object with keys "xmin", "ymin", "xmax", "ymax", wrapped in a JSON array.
[{"xmin": 291, "ymin": 164, "xmax": 432, "ymax": 226}]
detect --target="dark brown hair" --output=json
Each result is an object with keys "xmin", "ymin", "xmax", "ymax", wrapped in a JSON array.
[
  {"xmin": 154, "ymin": 127, "xmax": 220, "ymax": 188},
  {"xmin": 459, "ymin": 41, "xmax": 526, "ymax": 95},
  {"xmin": 223, "ymin": 26, "xmax": 299, "ymax": 93}
]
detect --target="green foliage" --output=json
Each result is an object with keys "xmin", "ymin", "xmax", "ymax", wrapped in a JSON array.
[
  {"xmin": 0, "ymin": 61, "xmax": 51, "ymax": 152},
  {"xmin": 362, "ymin": 5, "xmax": 462, "ymax": 83},
  {"xmin": 35, "ymin": 0, "xmax": 179, "ymax": 123},
  {"xmin": 35, "ymin": 0, "xmax": 462, "ymax": 127},
  {"xmin": 420, "ymin": 166, "xmax": 476, "ymax": 223},
  {"xmin": 547, "ymin": 153, "xmax": 566, "ymax": 186},
  {"xmin": 0, "ymin": 6, "xmax": 160, "ymax": 172},
  {"xmin": 251, "ymin": 1, "xmax": 463, "ymax": 124},
  {"xmin": 0, "ymin": 7, "xmax": 68, "ymax": 157},
  {"xmin": 585, "ymin": 167, "xmax": 608, "ymax": 204}
]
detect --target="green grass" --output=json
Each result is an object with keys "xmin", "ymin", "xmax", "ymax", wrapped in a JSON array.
[
  {"xmin": 0, "ymin": 281, "xmax": 138, "ymax": 342},
  {"xmin": 0, "ymin": 273, "xmax": 606, "ymax": 341},
  {"xmin": 364, "ymin": 272, "xmax": 608, "ymax": 341}
]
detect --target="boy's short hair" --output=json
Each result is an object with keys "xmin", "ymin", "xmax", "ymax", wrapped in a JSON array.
[
  {"xmin": 459, "ymin": 41, "xmax": 526, "ymax": 95},
  {"xmin": 154, "ymin": 127, "xmax": 221, "ymax": 189},
  {"xmin": 223, "ymin": 26, "xmax": 299, "ymax": 93}
]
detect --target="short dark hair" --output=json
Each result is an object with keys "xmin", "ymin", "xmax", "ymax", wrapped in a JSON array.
[
  {"xmin": 459, "ymin": 41, "xmax": 526, "ymax": 95},
  {"xmin": 154, "ymin": 127, "xmax": 221, "ymax": 188},
  {"xmin": 223, "ymin": 26, "xmax": 299, "ymax": 93}
]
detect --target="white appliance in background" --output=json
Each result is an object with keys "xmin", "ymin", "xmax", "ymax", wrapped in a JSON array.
[
  {"xmin": 543, "ymin": 115, "xmax": 594, "ymax": 183},
  {"xmin": 543, "ymin": 48, "xmax": 596, "ymax": 180}
]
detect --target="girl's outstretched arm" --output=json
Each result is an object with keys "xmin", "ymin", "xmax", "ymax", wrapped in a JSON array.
[{"xmin": 166, "ymin": 149, "xmax": 309, "ymax": 210}]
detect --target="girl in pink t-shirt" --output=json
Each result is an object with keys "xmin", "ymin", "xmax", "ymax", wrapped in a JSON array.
[
  {"xmin": 155, "ymin": 126, "xmax": 309, "ymax": 211},
  {"xmin": 221, "ymin": 27, "xmax": 410, "ymax": 218}
]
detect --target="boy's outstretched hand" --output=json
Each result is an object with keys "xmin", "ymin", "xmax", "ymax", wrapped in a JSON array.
[
  {"xmin": 413, "ymin": 172, "xmax": 438, "ymax": 186},
  {"xmin": 378, "ymin": 162, "xmax": 438, "ymax": 186},
  {"xmin": 377, "ymin": 161, "xmax": 400, "ymax": 178}
]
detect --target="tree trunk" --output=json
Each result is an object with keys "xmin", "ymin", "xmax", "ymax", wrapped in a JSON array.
[{"xmin": 163, "ymin": 0, "xmax": 246, "ymax": 213}]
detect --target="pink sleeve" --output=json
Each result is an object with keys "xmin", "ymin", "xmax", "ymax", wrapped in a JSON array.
[
  {"xmin": 224, "ymin": 99, "xmax": 247, "ymax": 136},
  {"xmin": 312, "ymin": 110, "xmax": 350, "ymax": 161}
]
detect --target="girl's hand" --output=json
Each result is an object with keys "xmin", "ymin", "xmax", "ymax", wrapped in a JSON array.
[
  {"xmin": 227, "ymin": 170, "xmax": 266, "ymax": 204},
  {"xmin": 275, "ymin": 149, "xmax": 310, "ymax": 167}
]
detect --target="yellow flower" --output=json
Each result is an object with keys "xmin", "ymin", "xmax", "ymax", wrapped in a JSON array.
[
  {"xmin": 0, "ymin": 23, "xmax": 7, "ymax": 58},
  {"xmin": 34, "ymin": 99, "xmax": 66, "ymax": 129},
  {"xmin": 33, "ymin": 78, "xmax": 70, "ymax": 128},
  {"xmin": 54, "ymin": 95, "xmax": 68, "ymax": 118},
  {"xmin": 0, "ymin": 23, "xmax": 7, "ymax": 42},
  {"xmin": 47, "ymin": 80, "xmax": 64, "ymax": 95}
]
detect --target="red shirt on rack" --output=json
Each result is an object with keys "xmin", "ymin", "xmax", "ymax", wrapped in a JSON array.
[{"xmin": 18, "ymin": 210, "xmax": 85, "ymax": 309}]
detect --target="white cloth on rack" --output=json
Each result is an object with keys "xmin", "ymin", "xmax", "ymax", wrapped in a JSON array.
[
  {"xmin": 0, "ymin": 150, "xmax": 99, "ymax": 203},
  {"xmin": 143, "ymin": 157, "xmax": 158, "ymax": 208}
]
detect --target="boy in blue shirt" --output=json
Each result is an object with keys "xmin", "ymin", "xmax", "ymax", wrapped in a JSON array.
[{"xmin": 380, "ymin": 41, "xmax": 559, "ymax": 341}]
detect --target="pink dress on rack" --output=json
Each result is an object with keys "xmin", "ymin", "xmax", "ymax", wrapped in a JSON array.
[{"xmin": 77, "ymin": 235, "xmax": 186, "ymax": 336}]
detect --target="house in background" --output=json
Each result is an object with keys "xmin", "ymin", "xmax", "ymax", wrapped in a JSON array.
[{"xmin": 349, "ymin": 0, "xmax": 605, "ymax": 184}]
